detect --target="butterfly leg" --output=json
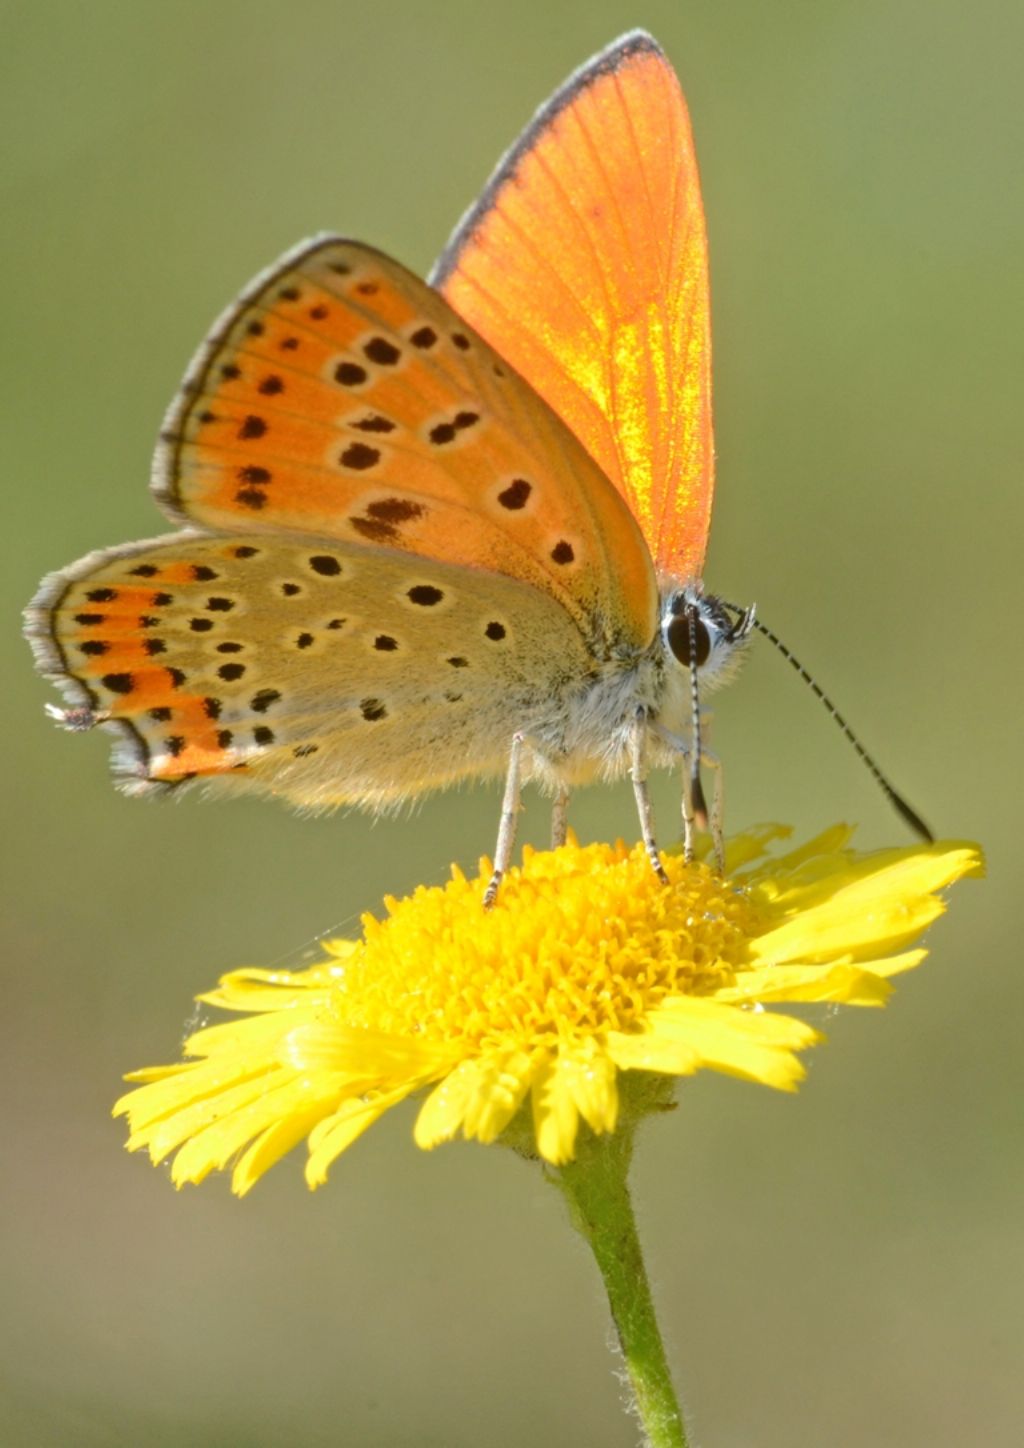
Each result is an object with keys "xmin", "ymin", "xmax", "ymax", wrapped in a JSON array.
[
  {"xmin": 681, "ymin": 768, "xmax": 697, "ymax": 863},
  {"xmin": 550, "ymin": 786, "xmax": 570, "ymax": 849},
  {"xmin": 484, "ymin": 731, "xmax": 525, "ymax": 908},
  {"xmin": 648, "ymin": 718, "xmax": 698, "ymax": 863},
  {"xmin": 703, "ymin": 748, "xmax": 726, "ymax": 872},
  {"xmin": 630, "ymin": 710, "xmax": 669, "ymax": 885}
]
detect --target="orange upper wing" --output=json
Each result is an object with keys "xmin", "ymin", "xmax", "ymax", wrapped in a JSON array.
[
  {"xmin": 154, "ymin": 236, "xmax": 658, "ymax": 654},
  {"xmin": 432, "ymin": 30, "xmax": 714, "ymax": 584}
]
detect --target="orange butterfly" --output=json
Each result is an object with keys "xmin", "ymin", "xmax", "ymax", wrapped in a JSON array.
[{"xmin": 24, "ymin": 31, "xmax": 926, "ymax": 902}]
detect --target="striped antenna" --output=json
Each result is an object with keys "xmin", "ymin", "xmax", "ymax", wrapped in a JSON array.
[
  {"xmin": 721, "ymin": 603, "xmax": 934, "ymax": 842},
  {"xmin": 687, "ymin": 605, "xmax": 709, "ymax": 825}
]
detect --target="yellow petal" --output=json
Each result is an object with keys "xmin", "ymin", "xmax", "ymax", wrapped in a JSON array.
[
  {"xmin": 232, "ymin": 1110, "xmax": 330, "ymax": 1197},
  {"xmin": 181, "ymin": 1007, "xmax": 320, "ymax": 1059},
  {"xmin": 415, "ymin": 1051, "xmax": 533, "ymax": 1148},
  {"xmin": 719, "ymin": 823, "xmax": 793, "ymax": 872},
  {"xmin": 532, "ymin": 1054, "xmax": 580, "ymax": 1164},
  {"xmin": 169, "ymin": 1075, "xmax": 334, "ymax": 1185},
  {"xmin": 200, "ymin": 958, "xmax": 351, "ymax": 1011},
  {"xmin": 556, "ymin": 1044, "xmax": 619, "ymax": 1135},
  {"xmin": 751, "ymin": 844, "xmax": 983, "ymax": 964},
  {"xmin": 117, "ymin": 1056, "xmax": 276, "ymax": 1139},
  {"xmin": 284, "ymin": 1021, "xmax": 451, "ymax": 1081},
  {"xmin": 718, "ymin": 960, "xmax": 893, "ymax": 1006},
  {"xmin": 720, "ymin": 949, "xmax": 926, "ymax": 1006},
  {"xmin": 461, "ymin": 1051, "xmax": 535, "ymax": 1142},
  {"xmin": 739, "ymin": 824, "xmax": 853, "ymax": 885},
  {"xmin": 414, "ymin": 1060, "xmax": 482, "ymax": 1148},
  {"xmin": 609, "ymin": 996, "xmax": 818, "ymax": 1092},
  {"xmin": 305, "ymin": 1088, "xmax": 413, "ymax": 1187}
]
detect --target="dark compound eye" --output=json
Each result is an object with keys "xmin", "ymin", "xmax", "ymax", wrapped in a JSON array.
[{"xmin": 666, "ymin": 612, "xmax": 711, "ymax": 668}]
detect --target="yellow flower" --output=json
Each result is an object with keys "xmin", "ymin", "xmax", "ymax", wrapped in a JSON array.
[{"xmin": 115, "ymin": 825, "xmax": 981, "ymax": 1195}]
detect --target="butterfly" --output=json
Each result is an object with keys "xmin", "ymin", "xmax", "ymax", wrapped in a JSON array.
[{"xmin": 27, "ymin": 30, "xmax": 912, "ymax": 905}]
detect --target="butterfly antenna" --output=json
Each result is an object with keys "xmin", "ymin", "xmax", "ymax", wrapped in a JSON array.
[
  {"xmin": 721, "ymin": 603, "xmax": 934, "ymax": 842},
  {"xmin": 687, "ymin": 606, "xmax": 709, "ymax": 826}
]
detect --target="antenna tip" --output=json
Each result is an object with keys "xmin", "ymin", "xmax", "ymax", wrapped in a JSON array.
[{"xmin": 887, "ymin": 789, "xmax": 935, "ymax": 843}]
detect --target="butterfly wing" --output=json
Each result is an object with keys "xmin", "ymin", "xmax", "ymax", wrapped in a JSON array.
[
  {"xmin": 432, "ymin": 30, "xmax": 713, "ymax": 583},
  {"xmin": 155, "ymin": 235, "xmax": 659, "ymax": 656},
  {"xmin": 26, "ymin": 531, "xmax": 594, "ymax": 804}
]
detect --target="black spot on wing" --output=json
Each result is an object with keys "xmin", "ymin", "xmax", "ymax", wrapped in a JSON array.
[
  {"xmin": 335, "ymin": 361, "xmax": 368, "ymax": 387},
  {"xmin": 407, "ymin": 585, "xmax": 443, "ymax": 607},
  {"xmin": 339, "ymin": 442, "xmax": 380, "ymax": 471},
  {"xmin": 363, "ymin": 337, "xmax": 401, "ymax": 366},
  {"xmin": 308, "ymin": 554, "xmax": 342, "ymax": 576},
  {"xmin": 498, "ymin": 478, "xmax": 532, "ymax": 510}
]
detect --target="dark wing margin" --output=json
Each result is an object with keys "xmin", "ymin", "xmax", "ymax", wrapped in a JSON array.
[
  {"xmin": 23, "ymin": 531, "xmax": 211, "ymax": 795},
  {"xmin": 430, "ymin": 30, "xmax": 665, "ymax": 287},
  {"xmin": 153, "ymin": 231, "xmax": 347, "ymax": 527}
]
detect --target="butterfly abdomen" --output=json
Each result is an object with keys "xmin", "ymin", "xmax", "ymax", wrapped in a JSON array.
[{"xmin": 516, "ymin": 646, "xmax": 670, "ymax": 789}]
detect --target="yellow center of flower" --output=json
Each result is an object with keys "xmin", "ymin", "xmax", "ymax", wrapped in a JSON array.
[{"xmin": 335, "ymin": 841, "xmax": 762, "ymax": 1051}]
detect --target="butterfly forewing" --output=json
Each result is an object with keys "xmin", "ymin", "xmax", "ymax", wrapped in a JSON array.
[
  {"xmin": 432, "ymin": 31, "xmax": 714, "ymax": 582},
  {"xmin": 27, "ymin": 532, "xmax": 593, "ymax": 802},
  {"xmin": 156, "ymin": 237, "xmax": 659, "ymax": 654}
]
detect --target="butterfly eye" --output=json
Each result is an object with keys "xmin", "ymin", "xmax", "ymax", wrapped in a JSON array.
[{"xmin": 666, "ymin": 611, "xmax": 711, "ymax": 668}]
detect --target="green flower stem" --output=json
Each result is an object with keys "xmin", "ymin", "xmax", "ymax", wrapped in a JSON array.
[{"xmin": 550, "ymin": 1124, "xmax": 688, "ymax": 1448}]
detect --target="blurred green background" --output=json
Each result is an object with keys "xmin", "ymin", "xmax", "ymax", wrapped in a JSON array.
[{"xmin": 3, "ymin": 2, "xmax": 1019, "ymax": 1444}]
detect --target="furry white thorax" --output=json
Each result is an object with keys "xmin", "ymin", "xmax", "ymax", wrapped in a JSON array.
[{"xmin": 520, "ymin": 581, "xmax": 754, "ymax": 792}]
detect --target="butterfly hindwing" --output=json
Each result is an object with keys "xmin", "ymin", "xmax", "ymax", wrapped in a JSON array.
[
  {"xmin": 432, "ymin": 30, "xmax": 714, "ymax": 583},
  {"xmin": 156, "ymin": 236, "xmax": 659, "ymax": 655},
  {"xmin": 26, "ymin": 531, "xmax": 594, "ymax": 805}
]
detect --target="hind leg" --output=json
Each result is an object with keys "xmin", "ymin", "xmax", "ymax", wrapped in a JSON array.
[{"xmin": 550, "ymin": 785, "xmax": 570, "ymax": 849}]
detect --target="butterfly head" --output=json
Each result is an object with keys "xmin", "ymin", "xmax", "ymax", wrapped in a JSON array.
[{"xmin": 661, "ymin": 586, "xmax": 755, "ymax": 694}]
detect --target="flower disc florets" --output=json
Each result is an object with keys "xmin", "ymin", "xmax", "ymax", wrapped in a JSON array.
[{"xmin": 348, "ymin": 842, "xmax": 759, "ymax": 1050}]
